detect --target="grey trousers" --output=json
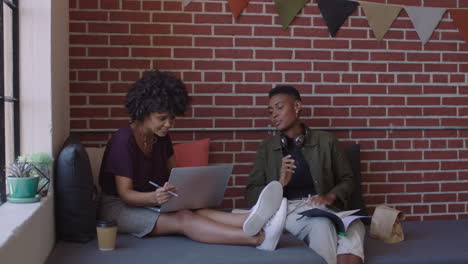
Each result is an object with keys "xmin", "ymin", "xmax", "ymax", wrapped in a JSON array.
[{"xmin": 285, "ymin": 200, "xmax": 365, "ymax": 264}]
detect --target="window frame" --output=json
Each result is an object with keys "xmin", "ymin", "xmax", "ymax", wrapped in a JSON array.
[{"xmin": 0, "ymin": 0, "xmax": 19, "ymax": 205}]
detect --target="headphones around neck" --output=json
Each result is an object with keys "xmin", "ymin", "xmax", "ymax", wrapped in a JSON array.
[{"xmin": 280, "ymin": 123, "xmax": 308, "ymax": 152}]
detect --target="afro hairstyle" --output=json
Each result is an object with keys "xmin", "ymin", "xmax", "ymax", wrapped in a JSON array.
[{"xmin": 125, "ymin": 71, "xmax": 189, "ymax": 121}]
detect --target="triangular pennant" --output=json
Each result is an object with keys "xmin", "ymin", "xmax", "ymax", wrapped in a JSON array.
[
  {"xmin": 360, "ymin": 2, "xmax": 402, "ymax": 41},
  {"xmin": 449, "ymin": 9, "xmax": 468, "ymax": 44},
  {"xmin": 316, "ymin": 0, "xmax": 359, "ymax": 37},
  {"xmin": 229, "ymin": 0, "xmax": 249, "ymax": 19},
  {"xmin": 275, "ymin": 0, "xmax": 309, "ymax": 29},
  {"xmin": 404, "ymin": 6, "xmax": 445, "ymax": 45},
  {"xmin": 182, "ymin": 0, "xmax": 192, "ymax": 8}
]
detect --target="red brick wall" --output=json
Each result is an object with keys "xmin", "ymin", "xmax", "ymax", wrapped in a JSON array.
[{"xmin": 70, "ymin": 0, "xmax": 468, "ymax": 220}]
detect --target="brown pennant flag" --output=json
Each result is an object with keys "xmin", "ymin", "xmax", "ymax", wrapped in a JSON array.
[
  {"xmin": 360, "ymin": 1, "xmax": 402, "ymax": 41},
  {"xmin": 229, "ymin": 0, "xmax": 250, "ymax": 19},
  {"xmin": 449, "ymin": 9, "xmax": 468, "ymax": 44}
]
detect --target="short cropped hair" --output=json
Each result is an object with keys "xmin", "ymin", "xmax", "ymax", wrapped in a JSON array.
[
  {"xmin": 268, "ymin": 86, "xmax": 301, "ymax": 101},
  {"xmin": 125, "ymin": 71, "xmax": 189, "ymax": 121}
]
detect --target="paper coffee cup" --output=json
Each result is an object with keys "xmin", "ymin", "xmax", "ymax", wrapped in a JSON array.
[{"xmin": 96, "ymin": 220, "xmax": 117, "ymax": 251}]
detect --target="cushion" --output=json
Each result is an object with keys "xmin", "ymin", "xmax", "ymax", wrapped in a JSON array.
[
  {"xmin": 344, "ymin": 144, "xmax": 368, "ymax": 216},
  {"xmin": 173, "ymin": 138, "xmax": 210, "ymax": 167},
  {"xmin": 85, "ymin": 147, "xmax": 105, "ymax": 194},
  {"xmin": 55, "ymin": 135, "xmax": 96, "ymax": 242}
]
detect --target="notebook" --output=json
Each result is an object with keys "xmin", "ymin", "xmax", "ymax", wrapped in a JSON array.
[{"xmin": 149, "ymin": 165, "xmax": 233, "ymax": 213}]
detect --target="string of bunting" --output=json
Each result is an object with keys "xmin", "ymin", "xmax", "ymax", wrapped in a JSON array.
[{"xmin": 180, "ymin": 0, "xmax": 468, "ymax": 45}]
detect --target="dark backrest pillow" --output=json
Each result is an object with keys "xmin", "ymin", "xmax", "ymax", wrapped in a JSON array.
[
  {"xmin": 344, "ymin": 144, "xmax": 369, "ymax": 217},
  {"xmin": 55, "ymin": 135, "xmax": 96, "ymax": 242}
]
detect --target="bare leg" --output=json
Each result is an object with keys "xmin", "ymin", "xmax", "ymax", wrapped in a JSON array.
[
  {"xmin": 337, "ymin": 254, "xmax": 363, "ymax": 264},
  {"xmin": 194, "ymin": 208, "xmax": 248, "ymax": 228},
  {"xmin": 150, "ymin": 209, "xmax": 263, "ymax": 246}
]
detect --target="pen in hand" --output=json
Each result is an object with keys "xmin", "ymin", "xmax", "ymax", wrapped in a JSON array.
[{"xmin": 149, "ymin": 181, "xmax": 179, "ymax": 197}]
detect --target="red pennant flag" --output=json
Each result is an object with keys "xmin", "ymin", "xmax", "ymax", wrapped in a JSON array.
[
  {"xmin": 449, "ymin": 9, "xmax": 468, "ymax": 44},
  {"xmin": 229, "ymin": 0, "xmax": 250, "ymax": 19}
]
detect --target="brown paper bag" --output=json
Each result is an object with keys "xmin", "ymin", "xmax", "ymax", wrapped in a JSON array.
[{"xmin": 370, "ymin": 205, "xmax": 405, "ymax": 243}]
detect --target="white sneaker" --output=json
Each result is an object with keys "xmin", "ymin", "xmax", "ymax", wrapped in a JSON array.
[
  {"xmin": 243, "ymin": 181, "xmax": 283, "ymax": 236},
  {"xmin": 257, "ymin": 198, "xmax": 287, "ymax": 251}
]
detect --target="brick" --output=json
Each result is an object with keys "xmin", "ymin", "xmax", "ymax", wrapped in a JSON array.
[
  {"xmin": 70, "ymin": 11, "xmax": 108, "ymax": 21},
  {"xmin": 235, "ymin": 84, "xmax": 271, "ymax": 93},
  {"xmin": 388, "ymin": 107, "xmax": 422, "ymax": 116},
  {"xmin": 78, "ymin": 71, "xmax": 98, "ymax": 81},
  {"xmin": 442, "ymin": 118, "xmax": 468, "ymax": 126},
  {"xmin": 407, "ymin": 97, "xmax": 440, "ymax": 105},
  {"xmin": 424, "ymin": 64, "xmax": 458, "ymax": 72},
  {"xmin": 371, "ymin": 52, "xmax": 405, "ymax": 61},
  {"xmin": 193, "ymin": 83, "xmax": 232, "ymax": 93},
  {"xmin": 71, "ymin": 107, "xmax": 108, "ymax": 118},
  {"xmin": 442, "ymin": 182, "xmax": 468, "ymax": 192},
  {"xmin": 70, "ymin": 59, "xmax": 108, "ymax": 69},
  {"xmin": 369, "ymin": 184, "xmax": 405, "ymax": 193},
  {"xmin": 205, "ymin": 2, "xmax": 222, "ymax": 12},
  {"xmin": 174, "ymin": 119, "xmax": 213, "ymax": 129},
  {"xmin": 89, "ymin": 47, "xmax": 129, "ymax": 57},
  {"xmin": 314, "ymin": 107, "xmax": 349, "ymax": 117},
  {"xmin": 110, "ymin": 11, "xmax": 150, "ymax": 22},
  {"xmin": 304, "ymin": 73, "xmax": 322, "ymax": 82},
  {"xmin": 370, "ymin": 96, "xmax": 404, "ymax": 105},
  {"xmin": 363, "ymin": 195, "xmax": 386, "ymax": 205},
  {"xmin": 80, "ymin": 0, "xmax": 98, "ymax": 9},
  {"xmin": 369, "ymin": 118, "xmax": 404, "ymax": 127},
  {"xmin": 388, "ymin": 194, "xmax": 421, "ymax": 203},
  {"xmin": 414, "ymin": 205, "xmax": 429, "ymax": 214},
  {"xmin": 131, "ymin": 24, "xmax": 170, "ymax": 34},
  {"xmin": 424, "ymin": 42, "xmax": 458, "ymax": 51},
  {"xmin": 351, "ymin": 40, "xmax": 386, "ymax": 50},
  {"xmin": 122, "ymin": 0, "xmax": 141, "ymax": 10},
  {"xmin": 195, "ymin": 60, "xmax": 233, "ymax": 70},
  {"xmin": 388, "ymin": 151, "xmax": 422, "ymax": 160},
  {"xmin": 194, "ymin": 107, "xmax": 232, "ymax": 117},
  {"xmin": 70, "ymin": 34, "xmax": 108, "ymax": 45},
  {"xmin": 395, "ymin": 140, "xmax": 411, "ymax": 149},
  {"xmin": 121, "ymin": 71, "xmax": 140, "ymax": 81},
  {"xmin": 389, "ymin": 63, "xmax": 422, "ymax": 72},
  {"xmin": 70, "ymin": 47, "xmax": 86, "ymax": 57},
  {"xmin": 256, "ymin": 50, "xmax": 292, "ymax": 60},
  {"xmin": 276, "ymin": 61, "xmax": 311, "ymax": 71},
  {"xmin": 352, "ymin": 63, "xmax": 386, "ymax": 72},
  {"xmin": 423, "ymin": 215, "xmax": 456, "ymax": 221},
  {"xmin": 406, "ymin": 161, "xmax": 439, "ymax": 170},
  {"xmin": 235, "ymin": 61, "xmax": 272, "ymax": 71},
  {"xmin": 70, "ymin": 120, "xmax": 87, "ymax": 129},
  {"xmin": 314, "ymin": 62, "xmax": 348, "ymax": 71},
  {"xmin": 173, "ymin": 25, "xmax": 211, "ymax": 35},
  {"xmin": 153, "ymin": 13, "xmax": 192, "ymax": 23},
  {"xmin": 285, "ymin": 73, "xmax": 303, "ymax": 82},
  {"xmin": 388, "ymin": 85, "xmax": 422, "ymax": 94},
  {"xmin": 215, "ymin": 119, "xmax": 252, "ymax": 128},
  {"xmin": 254, "ymin": 26, "xmax": 291, "ymax": 37},
  {"xmin": 194, "ymin": 14, "xmax": 232, "ymax": 24},
  {"xmin": 69, "ymin": 22, "xmax": 87, "ymax": 33},
  {"xmin": 388, "ymin": 41, "xmax": 422, "ymax": 50},
  {"xmin": 236, "ymin": 108, "xmax": 268, "ymax": 117},
  {"xmin": 370, "ymin": 162, "xmax": 404, "ymax": 171},
  {"xmin": 214, "ymin": 25, "xmax": 252, "ymax": 36},
  {"xmin": 351, "ymin": 107, "xmax": 385, "ymax": 116},
  {"xmin": 174, "ymin": 48, "xmax": 212, "ymax": 59},
  {"xmin": 195, "ymin": 37, "xmax": 233, "ymax": 47},
  {"xmin": 315, "ymin": 39, "xmax": 349, "ymax": 49},
  {"xmin": 215, "ymin": 96, "xmax": 253, "ymax": 106},
  {"xmin": 333, "ymin": 97, "xmax": 368, "ymax": 105},
  {"xmin": 293, "ymin": 27, "xmax": 329, "ymax": 38},
  {"xmin": 352, "ymin": 85, "xmax": 386, "ymax": 94},
  {"xmin": 204, "ymin": 72, "xmax": 223, "ymax": 82},
  {"xmin": 423, "ymin": 193, "xmax": 457, "ymax": 203},
  {"xmin": 184, "ymin": 2, "xmax": 202, "ymax": 12},
  {"xmin": 388, "ymin": 173, "xmax": 423, "ymax": 182},
  {"xmin": 351, "ymin": 131, "xmax": 386, "ymax": 139},
  {"xmin": 111, "ymin": 59, "xmax": 150, "ymax": 69},
  {"xmin": 407, "ymin": 183, "xmax": 439, "ymax": 193},
  {"xmin": 295, "ymin": 50, "xmax": 331, "ymax": 60},
  {"xmin": 190, "ymin": 95, "xmax": 212, "ymax": 105},
  {"xmin": 276, "ymin": 38, "xmax": 311, "ymax": 48},
  {"xmin": 442, "ymin": 97, "xmax": 468, "ymax": 105},
  {"xmin": 265, "ymin": 72, "xmax": 283, "ymax": 82},
  {"xmin": 110, "ymin": 35, "xmax": 150, "ymax": 46},
  {"xmin": 235, "ymin": 38, "xmax": 272, "ymax": 47},
  {"xmin": 142, "ymin": 1, "xmax": 161, "ymax": 10},
  {"xmin": 431, "ymin": 204, "xmax": 447, "ymax": 213},
  {"xmin": 89, "ymin": 23, "xmax": 129, "ymax": 33},
  {"xmin": 423, "ymin": 107, "xmax": 456, "ymax": 116},
  {"xmin": 407, "ymin": 52, "xmax": 440, "ymax": 62},
  {"xmin": 396, "ymin": 74, "xmax": 412, "ymax": 83},
  {"xmin": 225, "ymin": 72, "xmax": 243, "ymax": 82}
]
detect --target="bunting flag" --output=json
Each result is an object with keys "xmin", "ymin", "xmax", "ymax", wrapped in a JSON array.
[
  {"xmin": 229, "ymin": 0, "xmax": 249, "ymax": 19},
  {"xmin": 182, "ymin": 0, "xmax": 192, "ymax": 8},
  {"xmin": 404, "ymin": 7, "xmax": 446, "ymax": 45},
  {"xmin": 449, "ymin": 9, "xmax": 468, "ymax": 44},
  {"xmin": 316, "ymin": 0, "xmax": 359, "ymax": 37},
  {"xmin": 360, "ymin": 2, "xmax": 401, "ymax": 41},
  {"xmin": 275, "ymin": 0, "xmax": 309, "ymax": 29}
]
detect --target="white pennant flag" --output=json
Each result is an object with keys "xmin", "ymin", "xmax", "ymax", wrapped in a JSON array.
[
  {"xmin": 182, "ymin": 0, "xmax": 192, "ymax": 8},
  {"xmin": 404, "ymin": 6, "xmax": 446, "ymax": 44}
]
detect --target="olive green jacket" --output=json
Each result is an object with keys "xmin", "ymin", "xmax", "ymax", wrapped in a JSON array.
[{"xmin": 245, "ymin": 128, "xmax": 354, "ymax": 211}]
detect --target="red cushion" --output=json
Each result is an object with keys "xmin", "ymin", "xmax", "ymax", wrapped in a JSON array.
[{"xmin": 173, "ymin": 138, "xmax": 210, "ymax": 167}]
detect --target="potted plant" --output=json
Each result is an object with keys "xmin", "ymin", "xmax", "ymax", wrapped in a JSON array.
[
  {"xmin": 6, "ymin": 161, "xmax": 41, "ymax": 203},
  {"xmin": 17, "ymin": 152, "xmax": 53, "ymax": 196}
]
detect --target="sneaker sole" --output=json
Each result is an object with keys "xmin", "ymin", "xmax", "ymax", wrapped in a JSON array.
[
  {"xmin": 243, "ymin": 181, "xmax": 283, "ymax": 236},
  {"xmin": 257, "ymin": 198, "xmax": 287, "ymax": 251}
]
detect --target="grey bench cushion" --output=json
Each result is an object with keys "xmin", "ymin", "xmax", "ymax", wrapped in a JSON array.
[{"xmin": 47, "ymin": 219, "xmax": 468, "ymax": 264}]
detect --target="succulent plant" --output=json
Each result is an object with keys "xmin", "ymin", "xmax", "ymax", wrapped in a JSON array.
[{"xmin": 5, "ymin": 162, "xmax": 34, "ymax": 178}]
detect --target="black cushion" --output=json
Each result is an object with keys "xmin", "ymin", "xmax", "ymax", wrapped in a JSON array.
[
  {"xmin": 344, "ymin": 144, "xmax": 368, "ymax": 216},
  {"xmin": 55, "ymin": 135, "xmax": 96, "ymax": 242}
]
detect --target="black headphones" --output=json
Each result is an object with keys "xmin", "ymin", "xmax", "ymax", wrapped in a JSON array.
[{"xmin": 280, "ymin": 123, "xmax": 308, "ymax": 153}]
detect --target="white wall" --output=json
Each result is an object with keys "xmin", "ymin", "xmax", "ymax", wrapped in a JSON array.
[{"xmin": 0, "ymin": 0, "xmax": 69, "ymax": 263}]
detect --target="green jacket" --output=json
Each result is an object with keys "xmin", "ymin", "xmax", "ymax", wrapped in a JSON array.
[{"xmin": 245, "ymin": 128, "xmax": 354, "ymax": 211}]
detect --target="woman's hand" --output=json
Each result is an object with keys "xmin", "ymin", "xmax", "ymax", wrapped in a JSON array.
[
  {"xmin": 152, "ymin": 182, "xmax": 177, "ymax": 206},
  {"xmin": 279, "ymin": 155, "xmax": 296, "ymax": 186},
  {"xmin": 307, "ymin": 193, "xmax": 336, "ymax": 207}
]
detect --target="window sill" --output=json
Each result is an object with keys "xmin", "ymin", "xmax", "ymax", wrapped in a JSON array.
[{"xmin": 0, "ymin": 193, "xmax": 53, "ymax": 247}]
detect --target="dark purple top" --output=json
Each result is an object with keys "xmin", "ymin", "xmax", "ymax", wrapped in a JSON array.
[{"xmin": 99, "ymin": 124, "xmax": 174, "ymax": 196}]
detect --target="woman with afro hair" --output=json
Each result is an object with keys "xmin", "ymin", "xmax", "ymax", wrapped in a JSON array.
[{"xmin": 98, "ymin": 70, "xmax": 287, "ymax": 250}]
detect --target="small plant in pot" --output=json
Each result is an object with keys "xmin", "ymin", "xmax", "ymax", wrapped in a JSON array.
[
  {"xmin": 17, "ymin": 152, "xmax": 53, "ymax": 196},
  {"xmin": 6, "ymin": 162, "xmax": 42, "ymax": 203}
]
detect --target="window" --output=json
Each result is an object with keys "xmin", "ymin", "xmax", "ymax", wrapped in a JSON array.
[{"xmin": 0, "ymin": 0, "xmax": 19, "ymax": 205}]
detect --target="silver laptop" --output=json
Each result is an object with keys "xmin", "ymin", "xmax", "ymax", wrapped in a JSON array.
[{"xmin": 150, "ymin": 165, "xmax": 233, "ymax": 213}]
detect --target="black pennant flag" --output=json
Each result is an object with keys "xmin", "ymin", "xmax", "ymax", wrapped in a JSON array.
[{"xmin": 316, "ymin": 0, "xmax": 359, "ymax": 37}]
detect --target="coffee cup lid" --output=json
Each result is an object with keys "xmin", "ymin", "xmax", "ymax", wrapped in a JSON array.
[{"xmin": 96, "ymin": 220, "xmax": 117, "ymax": 228}]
